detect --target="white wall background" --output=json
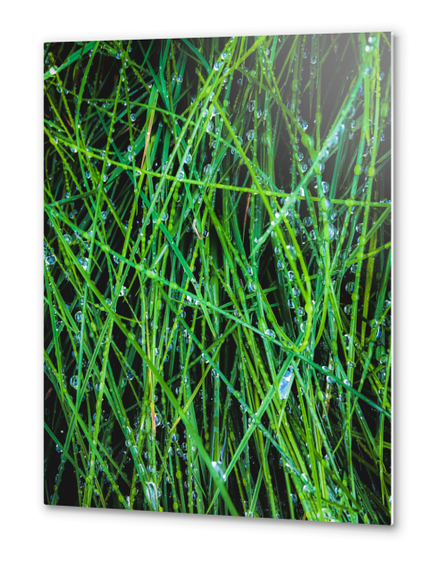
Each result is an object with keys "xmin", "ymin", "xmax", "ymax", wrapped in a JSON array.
[{"xmin": 1, "ymin": 1, "xmax": 431, "ymax": 560}]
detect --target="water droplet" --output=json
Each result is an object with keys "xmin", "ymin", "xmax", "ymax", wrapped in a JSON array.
[
  {"xmin": 211, "ymin": 460, "xmax": 226, "ymax": 482},
  {"xmin": 247, "ymin": 281, "xmax": 257, "ymax": 293},
  {"xmin": 345, "ymin": 282, "xmax": 355, "ymax": 294},
  {"xmin": 145, "ymin": 482, "xmax": 157, "ymax": 510},
  {"xmin": 279, "ymin": 369, "xmax": 294, "ymax": 400}
]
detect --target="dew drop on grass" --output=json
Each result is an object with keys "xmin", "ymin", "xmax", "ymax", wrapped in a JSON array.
[
  {"xmin": 279, "ymin": 369, "xmax": 294, "ymax": 400},
  {"xmin": 145, "ymin": 481, "xmax": 157, "ymax": 509},
  {"xmin": 345, "ymin": 282, "xmax": 355, "ymax": 294},
  {"xmin": 78, "ymin": 257, "xmax": 89, "ymax": 271},
  {"xmin": 247, "ymin": 281, "xmax": 257, "ymax": 293},
  {"xmin": 211, "ymin": 460, "xmax": 226, "ymax": 482}
]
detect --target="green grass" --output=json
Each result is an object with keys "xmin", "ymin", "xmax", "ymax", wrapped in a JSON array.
[{"xmin": 43, "ymin": 32, "xmax": 392, "ymax": 523}]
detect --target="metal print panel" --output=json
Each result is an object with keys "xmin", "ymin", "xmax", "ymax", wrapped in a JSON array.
[{"xmin": 44, "ymin": 32, "xmax": 392, "ymax": 524}]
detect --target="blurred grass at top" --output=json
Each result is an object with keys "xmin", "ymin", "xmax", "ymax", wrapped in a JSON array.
[{"xmin": 43, "ymin": 32, "xmax": 392, "ymax": 523}]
